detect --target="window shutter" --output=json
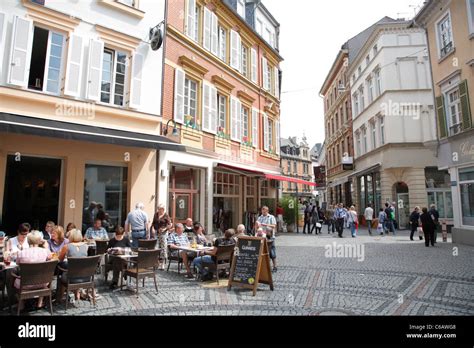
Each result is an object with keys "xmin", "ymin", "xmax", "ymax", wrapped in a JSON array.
[
  {"xmin": 231, "ymin": 97, "xmax": 238, "ymax": 141},
  {"xmin": 219, "ymin": 27, "xmax": 226, "ymax": 61},
  {"xmin": 274, "ymin": 66, "xmax": 279, "ymax": 97},
  {"xmin": 128, "ymin": 52, "xmax": 143, "ymax": 109},
  {"xmin": 263, "ymin": 113, "xmax": 269, "ymax": 151},
  {"xmin": 435, "ymin": 95, "xmax": 447, "ymax": 138},
  {"xmin": 237, "ymin": 101, "xmax": 243, "ymax": 142},
  {"xmin": 252, "ymin": 108, "xmax": 259, "ymax": 148},
  {"xmin": 211, "ymin": 12, "xmax": 218, "ymax": 56},
  {"xmin": 230, "ymin": 30, "xmax": 241, "ymax": 70},
  {"xmin": 262, "ymin": 56, "xmax": 268, "ymax": 90},
  {"xmin": 86, "ymin": 38, "xmax": 104, "ymax": 101},
  {"xmin": 0, "ymin": 12, "xmax": 6, "ymax": 79},
  {"xmin": 459, "ymin": 80, "xmax": 472, "ymax": 131},
  {"xmin": 202, "ymin": 82, "xmax": 211, "ymax": 132},
  {"xmin": 203, "ymin": 7, "xmax": 211, "ymax": 51},
  {"xmin": 251, "ymin": 48, "xmax": 257, "ymax": 83},
  {"xmin": 63, "ymin": 34, "xmax": 84, "ymax": 97},
  {"xmin": 186, "ymin": 0, "xmax": 196, "ymax": 40},
  {"xmin": 174, "ymin": 68, "xmax": 185, "ymax": 124},
  {"xmin": 7, "ymin": 16, "xmax": 33, "ymax": 87},
  {"xmin": 210, "ymin": 85, "xmax": 218, "ymax": 133},
  {"xmin": 275, "ymin": 120, "xmax": 280, "ymax": 155}
]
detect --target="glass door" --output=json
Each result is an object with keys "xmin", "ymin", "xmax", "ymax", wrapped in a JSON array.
[{"xmin": 397, "ymin": 193, "xmax": 410, "ymax": 230}]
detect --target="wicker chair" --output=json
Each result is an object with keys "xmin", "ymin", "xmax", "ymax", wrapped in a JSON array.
[
  {"xmin": 123, "ymin": 249, "xmax": 160, "ymax": 296},
  {"xmin": 200, "ymin": 244, "xmax": 234, "ymax": 284},
  {"xmin": 10, "ymin": 260, "xmax": 58, "ymax": 315},
  {"xmin": 94, "ymin": 240, "xmax": 109, "ymax": 275},
  {"xmin": 58, "ymin": 255, "xmax": 101, "ymax": 311},
  {"xmin": 166, "ymin": 245, "xmax": 184, "ymax": 273},
  {"xmin": 138, "ymin": 239, "xmax": 157, "ymax": 250}
]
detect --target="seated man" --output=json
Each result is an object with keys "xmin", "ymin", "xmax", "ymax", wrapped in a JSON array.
[
  {"xmin": 184, "ymin": 218, "xmax": 194, "ymax": 234},
  {"xmin": 193, "ymin": 229, "xmax": 235, "ymax": 281},
  {"xmin": 85, "ymin": 218, "xmax": 109, "ymax": 240},
  {"xmin": 167, "ymin": 223, "xmax": 195, "ymax": 278}
]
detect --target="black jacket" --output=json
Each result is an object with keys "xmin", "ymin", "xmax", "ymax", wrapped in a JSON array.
[{"xmin": 420, "ymin": 212, "xmax": 435, "ymax": 231}]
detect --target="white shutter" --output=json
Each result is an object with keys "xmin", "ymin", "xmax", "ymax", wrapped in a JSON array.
[
  {"xmin": 275, "ymin": 120, "xmax": 280, "ymax": 155},
  {"xmin": 129, "ymin": 52, "xmax": 143, "ymax": 108},
  {"xmin": 203, "ymin": 7, "xmax": 211, "ymax": 51},
  {"xmin": 211, "ymin": 12, "xmax": 218, "ymax": 56},
  {"xmin": 263, "ymin": 113, "xmax": 269, "ymax": 151},
  {"xmin": 219, "ymin": 27, "xmax": 226, "ymax": 60},
  {"xmin": 262, "ymin": 56, "xmax": 268, "ymax": 90},
  {"xmin": 230, "ymin": 30, "xmax": 241, "ymax": 70},
  {"xmin": 274, "ymin": 66, "xmax": 279, "ymax": 97},
  {"xmin": 202, "ymin": 82, "xmax": 211, "ymax": 132},
  {"xmin": 230, "ymin": 97, "xmax": 238, "ymax": 141},
  {"xmin": 251, "ymin": 47, "xmax": 257, "ymax": 83},
  {"xmin": 252, "ymin": 108, "xmax": 259, "ymax": 148},
  {"xmin": 186, "ymin": 0, "xmax": 196, "ymax": 40},
  {"xmin": 86, "ymin": 38, "xmax": 104, "ymax": 101},
  {"xmin": 7, "ymin": 16, "xmax": 33, "ymax": 87},
  {"xmin": 0, "ymin": 12, "xmax": 6, "ymax": 79},
  {"xmin": 174, "ymin": 68, "xmax": 185, "ymax": 124},
  {"xmin": 63, "ymin": 34, "xmax": 84, "ymax": 97},
  {"xmin": 236, "ymin": 100, "xmax": 242, "ymax": 142},
  {"xmin": 210, "ymin": 85, "xmax": 218, "ymax": 133}
]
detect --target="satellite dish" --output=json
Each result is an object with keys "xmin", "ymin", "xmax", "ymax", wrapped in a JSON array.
[{"xmin": 149, "ymin": 26, "xmax": 163, "ymax": 51}]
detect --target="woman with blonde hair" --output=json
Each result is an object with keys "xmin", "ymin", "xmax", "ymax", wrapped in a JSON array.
[
  {"xmin": 151, "ymin": 204, "xmax": 171, "ymax": 270},
  {"xmin": 347, "ymin": 206, "xmax": 358, "ymax": 238},
  {"xmin": 47, "ymin": 225, "xmax": 69, "ymax": 254}
]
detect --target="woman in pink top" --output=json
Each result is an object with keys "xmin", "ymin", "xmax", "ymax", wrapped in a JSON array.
[{"xmin": 15, "ymin": 231, "xmax": 51, "ymax": 309}]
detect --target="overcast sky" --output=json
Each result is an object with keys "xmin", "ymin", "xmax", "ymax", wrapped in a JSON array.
[{"xmin": 263, "ymin": 0, "xmax": 425, "ymax": 147}]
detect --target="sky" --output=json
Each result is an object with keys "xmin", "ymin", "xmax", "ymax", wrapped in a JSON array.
[{"xmin": 263, "ymin": 0, "xmax": 426, "ymax": 147}]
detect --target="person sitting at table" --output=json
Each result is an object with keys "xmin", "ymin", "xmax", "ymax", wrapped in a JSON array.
[
  {"xmin": 57, "ymin": 229, "xmax": 90, "ymax": 302},
  {"xmin": 234, "ymin": 224, "xmax": 246, "ymax": 243},
  {"xmin": 193, "ymin": 224, "xmax": 208, "ymax": 246},
  {"xmin": 15, "ymin": 230, "xmax": 52, "ymax": 310},
  {"xmin": 42, "ymin": 221, "xmax": 55, "ymax": 241},
  {"xmin": 65, "ymin": 223, "xmax": 76, "ymax": 239},
  {"xmin": 192, "ymin": 229, "xmax": 235, "ymax": 281},
  {"xmin": 107, "ymin": 226, "xmax": 131, "ymax": 290},
  {"xmin": 184, "ymin": 218, "xmax": 194, "ymax": 234},
  {"xmin": 47, "ymin": 225, "xmax": 69, "ymax": 254},
  {"xmin": 167, "ymin": 223, "xmax": 195, "ymax": 278},
  {"xmin": 255, "ymin": 227, "xmax": 266, "ymax": 238},
  {"xmin": 85, "ymin": 218, "xmax": 109, "ymax": 241},
  {"xmin": 6, "ymin": 223, "xmax": 30, "ymax": 257}
]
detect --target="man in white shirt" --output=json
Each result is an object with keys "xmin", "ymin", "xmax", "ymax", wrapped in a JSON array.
[
  {"xmin": 125, "ymin": 202, "xmax": 150, "ymax": 248},
  {"xmin": 364, "ymin": 204, "xmax": 374, "ymax": 235},
  {"xmin": 256, "ymin": 206, "xmax": 278, "ymax": 272}
]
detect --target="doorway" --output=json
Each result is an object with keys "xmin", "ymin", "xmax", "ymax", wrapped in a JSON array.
[
  {"xmin": 2, "ymin": 155, "xmax": 62, "ymax": 235},
  {"xmin": 395, "ymin": 182, "xmax": 410, "ymax": 230}
]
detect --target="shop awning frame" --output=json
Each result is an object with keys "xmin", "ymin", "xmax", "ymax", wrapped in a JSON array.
[
  {"xmin": 264, "ymin": 173, "xmax": 317, "ymax": 187},
  {"xmin": 215, "ymin": 163, "xmax": 280, "ymax": 176},
  {"xmin": 0, "ymin": 113, "xmax": 186, "ymax": 152}
]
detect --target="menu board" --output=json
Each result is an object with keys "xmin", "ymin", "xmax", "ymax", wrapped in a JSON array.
[{"xmin": 232, "ymin": 238, "xmax": 261, "ymax": 285}]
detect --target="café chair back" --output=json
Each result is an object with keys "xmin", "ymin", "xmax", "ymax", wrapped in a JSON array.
[
  {"xmin": 123, "ymin": 249, "xmax": 160, "ymax": 296},
  {"xmin": 11, "ymin": 260, "xmax": 58, "ymax": 315},
  {"xmin": 138, "ymin": 239, "xmax": 157, "ymax": 250},
  {"xmin": 200, "ymin": 244, "xmax": 234, "ymax": 284},
  {"xmin": 58, "ymin": 255, "xmax": 101, "ymax": 311},
  {"xmin": 166, "ymin": 245, "xmax": 183, "ymax": 273}
]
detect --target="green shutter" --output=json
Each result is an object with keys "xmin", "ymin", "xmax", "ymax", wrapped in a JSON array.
[
  {"xmin": 459, "ymin": 80, "xmax": 472, "ymax": 131},
  {"xmin": 436, "ymin": 95, "xmax": 447, "ymax": 138}
]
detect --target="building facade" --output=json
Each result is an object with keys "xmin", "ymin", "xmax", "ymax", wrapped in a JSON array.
[
  {"xmin": 279, "ymin": 136, "xmax": 313, "ymax": 200},
  {"xmin": 311, "ymin": 142, "xmax": 326, "ymax": 204},
  {"xmin": 0, "ymin": 0, "xmax": 181, "ymax": 234},
  {"xmin": 160, "ymin": 0, "xmax": 283, "ymax": 233},
  {"xmin": 348, "ymin": 18, "xmax": 441, "ymax": 229},
  {"xmin": 414, "ymin": 0, "xmax": 474, "ymax": 245}
]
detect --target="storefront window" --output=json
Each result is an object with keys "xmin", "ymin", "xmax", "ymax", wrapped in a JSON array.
[
  {"xmin": 375, "ymin": 172, "xmax": 381, "ymax": 212},
  {"xmin": 213, "ymin": 171, "xmax": 241, "ymax": 233},
  {"xmin": 425, "ymin": 167, "xmax": 450, "ymax": 188},
  {"xmin": 366, "ymin": 174, "xmax": 373, "ymax": 208},
  {"xmin": 359, "ymin": 176, "xmax": 366, "ymax": 213},
  {"xmin": 83, "ymin": 164, "xmax": 128, "ymax": 232},
  {"xmin": 460, "ymin": 167, "xmax": 474, "ymax": 226}
]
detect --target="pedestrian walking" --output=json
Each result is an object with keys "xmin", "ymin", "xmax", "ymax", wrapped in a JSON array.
[
  {"xmin": 326, "ymin": 205, "xmax": 335, "ymax": 234},
  {"xmin": 429, "ymin": 204, "xmax": 440, "ymax": 244},
  {"xmin": 420, "ymin": 207, "xmax": 436, "ymax": 247},
  {"xmin": 257, "ymin": 206, "xmax": 278, "ymax": 272},
  {"xmin": 364, "ymin": 204, "xmax": 374, "ymax": 235},
  {"xmin": 377, "ymin": 208, "xmax": 387, "ymax": 235},
  {"xmin": 124, "ymin": 202, "xmax": 150, "ymax": 248},
  {"xmin": 310, "ymin": 204, "xmax": 321, "ymax": 234},
  {"xmin": 384, "ymin": 203, "xmax": 395, "ymax": 235},
  {"xmin": 151, "ymin": 204, "xmax": 171, "ymax": 269},
  {"xmin": 303, "ymin": 202, "xmax": 312, "ymax": 234},
  {"xmin": 334, "ymin": 203, "xmax": 347, "ymax": 238},
  {"xmin": 347, "ymin": 206, "xmax": 358, "ymax": 238},
  {"xmin": 409, "ymin": 206, "xmax": 421, "ymax": 241}
]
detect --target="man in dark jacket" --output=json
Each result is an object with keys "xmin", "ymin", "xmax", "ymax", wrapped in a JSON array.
[
  {"xmin": 303, "ymin": 202, "xmax": 312, "ymax": 234},
  {"xmin": 429, "ymin": 204, "xmax": 440, "ymax": 244},
  {"xmin": 409, "ymin": 206, "xmax": 421, "ymax": 241},
  {"xmin": 420, "ymin": 207, "xmax": 436, "ymax": 247}
]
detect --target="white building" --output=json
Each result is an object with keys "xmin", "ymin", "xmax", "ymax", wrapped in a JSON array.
[{"xmin": 348, "ymin": 18, "xmax": 445, "ymax": 229}]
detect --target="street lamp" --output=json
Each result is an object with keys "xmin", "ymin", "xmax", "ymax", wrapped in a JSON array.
[{"xmin": 162, "ymin": 119, "xmax": 179, "ymax": 137}]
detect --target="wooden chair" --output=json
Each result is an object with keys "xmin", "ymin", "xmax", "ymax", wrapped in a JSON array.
[
  {"xmin": 58, "ymin": 255, "xmax": 101, "ymax": 311},
  {"xmin": 200, "ymin": 244, "xmax": 234, "ymax": 284},
  {"xmin": 138, "ymin": 239, "xmax": 157, "ymax": 250},
  {"xmin": 10, "ymin": 260, "xmax": 58, "ymax": 315},
  {"xmin": 166, "ymin": 245, "xmax": 184, "ymax": 273},
  {"xmin": 123, "ymin": 249, "xmax": 160, "ymax": 296}
]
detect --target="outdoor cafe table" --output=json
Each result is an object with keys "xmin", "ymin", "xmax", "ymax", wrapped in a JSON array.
[{"xmin": 175, "ymin": 245, "xmax": 214, "ymax": 254}]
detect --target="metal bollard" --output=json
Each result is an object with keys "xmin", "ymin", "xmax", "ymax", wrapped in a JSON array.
[{"xmin": 442, "ymin": 219, "xmax": 448, "ymax": 242}]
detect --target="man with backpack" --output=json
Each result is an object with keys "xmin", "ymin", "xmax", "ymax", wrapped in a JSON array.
[{"xmin": 384, "ymin": 203, "xmax": 395, "ymax": 235}]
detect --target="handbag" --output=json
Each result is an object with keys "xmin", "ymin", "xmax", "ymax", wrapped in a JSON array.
[
  {"xmin": 417, "ymin": 226, "xmax": 423, "ymax": 238},
  {"xmin": 316, "ymin": 222, "xmax": 322, "ymax": 229}
]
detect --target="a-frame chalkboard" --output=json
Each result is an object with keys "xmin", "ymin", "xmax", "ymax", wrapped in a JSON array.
[{"xmin": 227, "ymin": 236, "xmax": 274, "ymax": 296}]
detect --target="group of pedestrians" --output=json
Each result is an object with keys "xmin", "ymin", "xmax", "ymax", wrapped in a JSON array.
[
  {"xmin": 409, "ymin": 204, "xmax": 440, "ymax": 247},
  {"xmin": 302, "ymin": 202, "xmax": 325, "ymax": 235}
]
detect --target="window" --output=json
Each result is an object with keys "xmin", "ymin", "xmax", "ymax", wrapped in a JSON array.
[
  {"xmin": 353, "ymin": 92, "xmax": 359, "ymax": 116},
  {"xmin": 185, "ymin": 0, "xmax": 198, "ymax": 42},
  {"xmin": 437, "ymin": 13, "xmax": 454, "ymax": 58},
  {"xmin": 303, "ymin": 163, "xmax": 309, "ymax": 174},
  {"xmin": 287, "ymin": 160, "xmax": 291, "ymax": 174},
  {"xmin": 358, "ymin": 66, "xmax": 361, "ymax": 76},
  {"xmin": 100, "ymin": 49, "xmax": 127, "ymax": 106},
  {"xmin": 362, "ymin": 127, "xmax": 367, "ymax": 154},
  {"xmin": 359, "ymin": 85, "xmax": 365, "ymax": 111},
  {"xmin": 268, "ymin": 118, "xmax": 274, "ymax": 150},
  {"xmin": 374, "ymin": 69, "xmax": 381, "ymax": 96},
  {"xmin": 370, "ymin": 121, "xmax": 376, "ymax": 150},
  {"xmin": 468, "ymin": 0, "xmax": 474, "ymax": 35},
  {"xmin": 340, "ymin": 107, "xmax": 344, "ymax": 125},
  {"xmin": 446, "ymin": 87, "xmax": 463, "ymax": 136},
  {"xmin": 379, "ymin": 116, "xmax": 385, "ymax": 145},
  {"xmin": 241, "ymin": 106, "xmax": 249, "ymax": 141},
  {"xmin": 459, "ymin": 166, "xmax": 474, "ymax": 226},
  {"xmin": 218, "ymin": 26, "xmax": 226, "ymax": 61},
  {"xmin": 117, "ymin": 0, "xmax": 135, "ymax": 6},
  {"xmin": 27, "ymin": 27, "xmax": 65, "ymax": 94},
  {"xmin": 241, "ymin": 45, "xmax": 248, "ymax": 77},
  {"xmin": 184, "ymin": 77, "xmax": 198, "ymax": 125},
  {"xmin": 194, "ymin": 5, "xmax": 200, "ymax": 43},
  {"xmin": 237, "ymin": 0, "xmax": 245, "ymax": 18},
  {"xmin": 373, "ymin": 44, "xmax": 378, "ymax": 56},
  {"xmin": 367, "ymin": 77, "xmax": 374, "ymax": 103},
  {"xmin": 356, "ymin": 132, "xmax": 361, "ymax": 157},
  {"xmin": 366, "ymin": 55, "xmax": 370, "ymax": 66},
  {"xmin": 218, "ymin": 94, "xmax": 227, "ymax": 132},
  {"xmin": 345, "ymin": 100, "xmax": 350, "ymax": 121},
  {"xmin": 293, "ymin": 161, "xmax": 297, "ymax": 173}
]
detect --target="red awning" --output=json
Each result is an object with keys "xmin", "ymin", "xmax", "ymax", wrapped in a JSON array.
[
  {"xmin": 265, "ymin": 174, "xmax": 317, "ymax": 187},
  {"xmin": 216, "ymin": 163, "xmax": 266, "ymax": 176}
]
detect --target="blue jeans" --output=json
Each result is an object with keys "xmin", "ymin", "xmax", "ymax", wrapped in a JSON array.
[
  {"xmin": 131, "ymin": 230, "xmax": 146, "ymax": 248},
  {"xmin": 349, "ymin": 222, "xmax": 357, "ymax": 237},
  {"xmin": 384, "ymin": 220, "xmax": 395, "ymax": 235},
  {"xmin": 193, "ymin": 255, "xmax": 213, "ymax": 276}
]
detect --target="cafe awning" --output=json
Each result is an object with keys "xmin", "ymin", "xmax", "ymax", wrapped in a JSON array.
[
  {"xmin": 215, "ymin": 163, "xmax": 280, "ymax": 176},
  {"xmin": 0, "ymin": 113, "xmax": 186, "ymax": 152},
  {"xmin": 264, "ymin": 173, "xmax": 317, "ymax": 187}
]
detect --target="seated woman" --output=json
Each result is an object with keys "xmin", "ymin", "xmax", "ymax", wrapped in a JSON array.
[
  {"xmin": 15, "ymin": 230, "xmax": 52, "ymax": 309},
  {"xmin": 47, "ymin": 225, "xmax": 69, "ymax": 255},
  {"xmin": 6, "ymin": 223, "xmax": 31, "ymax": 259},
  {"xmin": 107, "ymin": 226, "xmax": 131, "ymax": 290},
  {"xmin": 193, "ymin": 224, "xmax": 208, "ymax": 246},
  {"xmin": 65, "ymin": 223, "xmax": 76, "ymax": 239},
  {"xmin": 57, "ymin": 229, "xmax": 89, "ymax": 302}
]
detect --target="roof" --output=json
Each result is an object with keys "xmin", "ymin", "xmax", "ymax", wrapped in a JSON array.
[{"xmin": 412, "ymin": 0, "xmax": 435, "ymax": 25}]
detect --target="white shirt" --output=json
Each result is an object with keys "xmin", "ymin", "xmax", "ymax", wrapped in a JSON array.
[
  {"xmin": 9, "ymin": 236, "xmax": 30, "ymax": 254},
  {"xmin": 364, "ymin": 207, "xmax": 374, "ymax": 221}
]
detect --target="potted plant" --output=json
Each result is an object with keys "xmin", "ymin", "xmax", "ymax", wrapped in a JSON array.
[{"xmin": 280, "ymin": 196, "xmax": 298, "ymax": 233}]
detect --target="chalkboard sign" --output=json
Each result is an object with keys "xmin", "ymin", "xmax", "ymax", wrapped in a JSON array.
[{"xmin": 228, "ymin": 236, "xmax": 273, "ymax": 296}]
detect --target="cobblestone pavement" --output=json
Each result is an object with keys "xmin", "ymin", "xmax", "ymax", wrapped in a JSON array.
[{"xmin": 4, "ymin": 228, "xmax": 474, "ymax": 316}]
